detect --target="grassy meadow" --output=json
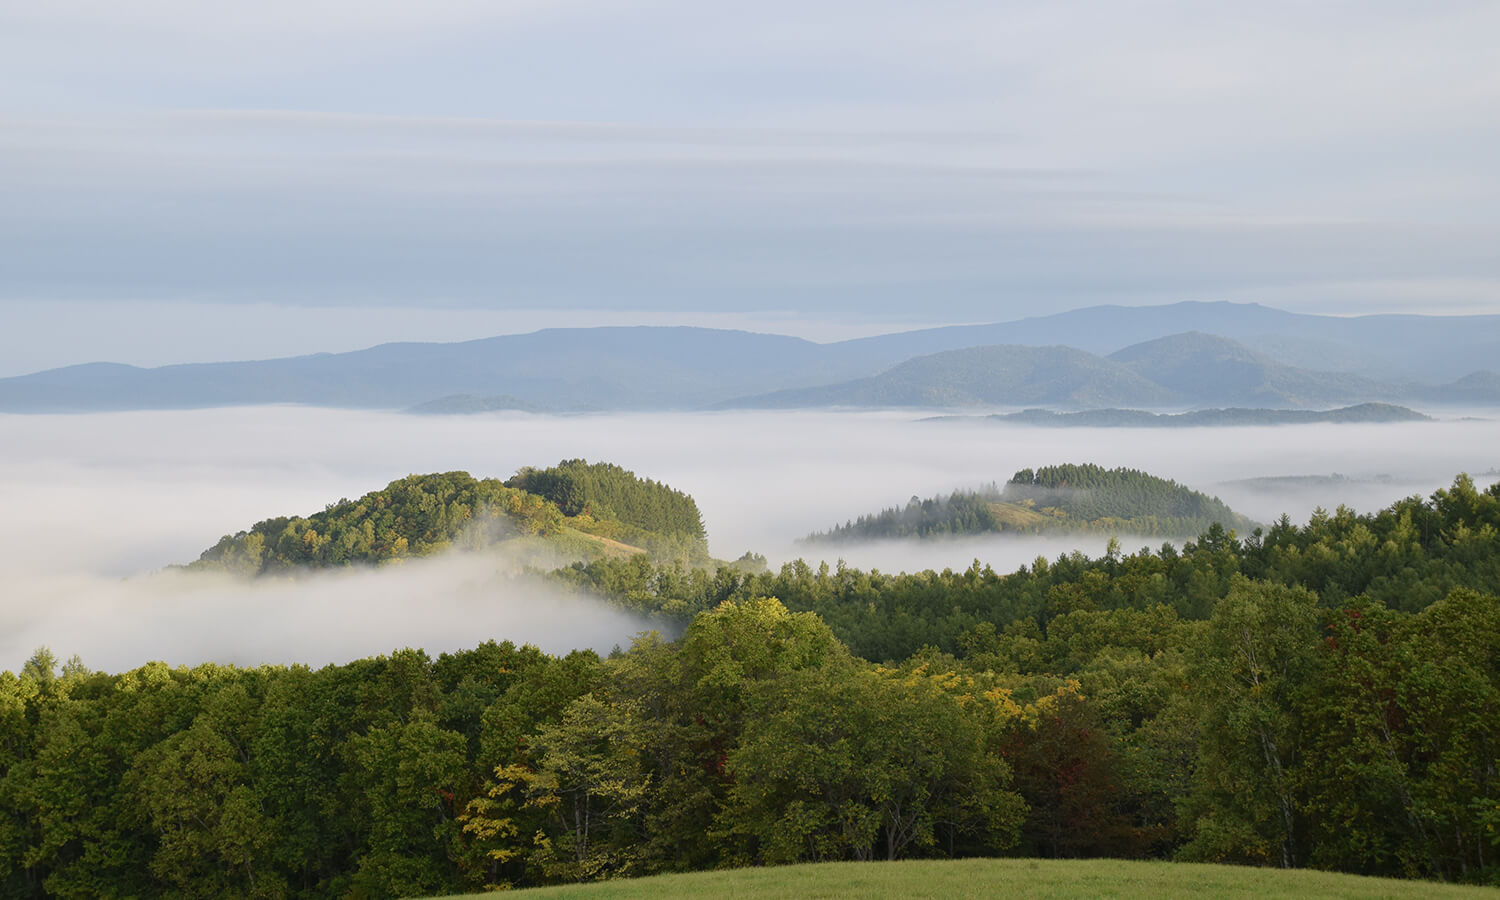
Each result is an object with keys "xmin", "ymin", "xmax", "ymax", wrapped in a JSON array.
[{"xmin": 438, "ymin": 858, "xmax": 1500, "ymax": 899}]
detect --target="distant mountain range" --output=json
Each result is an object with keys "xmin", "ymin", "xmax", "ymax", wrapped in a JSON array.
[
  {"xmin": 5, "ymin": 301, "xmax": 1500, "ymax": 412},
  {"xmin": 719, "ymin": 344, "xmax": 1181, "ymax": 409},
  {"xmin": 718, "ymin": 332, "xmax": 1494, "ymax": 410},
  {"xmin": 926, "ymin": 402, "xmax": 1431, "ymax": 428}
]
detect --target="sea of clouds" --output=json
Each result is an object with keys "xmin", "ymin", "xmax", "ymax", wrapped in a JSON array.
[{"xmin": 2, "ymin": 406, "xmax": 1494, "ymax": 672}]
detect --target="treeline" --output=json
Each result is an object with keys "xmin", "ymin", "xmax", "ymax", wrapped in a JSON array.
[
  {"xmin": 1005, "ymin": 464, "xmax": 1254, "ymax": 535},
  {"xmin": 507, "ymin": 460, "xmax": 705, "ymax": 544},
  {"xmin": 807, "ymin": 464, "xmax": 1253, "ymax": 543},
  {"xmin": 553, "ymin": 477, "xmax": 1500, "ymax": 880},
  {"xmin": 810, "ymin": 489, "xmax": 1003, "ymax": 541},
  {"xmin": 0, "ymin": 602, "xmax": 1036, "ymax": 898},
  {"xmin": 191, "ymin": 473, "xmax": 562, "ymax": 576},
  {"xmin": 569, "ymin": 475, "xmax": 1500, "ymax": 661},
  {"xmin": 190, "ymin": 463, "xmax": 708, "ymax": 577},
  {"xmin": 986, "ymin": 402, "xmax": 1429, "ymax": 428}
]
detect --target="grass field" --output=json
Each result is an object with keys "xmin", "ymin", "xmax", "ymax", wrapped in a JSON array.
[{"xmin": 432, "ymin": 858, "xmax": 1499, "ymax": 899}]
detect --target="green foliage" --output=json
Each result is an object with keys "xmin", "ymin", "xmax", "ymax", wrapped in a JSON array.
[
  {"xmin": 191, "ymin": 471, "xmax": 562, "ymax": 575},
  {"xmin": 507, "ymin": 460, "xmax": 706, "ymax": 545},
  {"xmin": 725, "ymin": 664, "xmax": 1024, "ymax": 864},
  {"xmin": 810, "ymin": 490, "xmax": 1001, "ymax": 541},
  {"xmin": 810, "ymin": 463, "xmax": 1255, "ymax": 543},
  {"xmin": 1179, "ymin": 579, "xmax": 1322, "ymax": 869},
  {"xmin": 1005, "ymin": 464, "xmax": 1256, "ymax": 536},
  {"xmin": 6, "ymin": 475, "xmax": 1500, "ymax": 895},
  {"xmin": 190, "ymin": 462, "xmax": 710, "ymax": 576}
]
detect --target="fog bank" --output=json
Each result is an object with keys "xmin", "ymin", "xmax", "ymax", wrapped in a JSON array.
[
  {"xmin": 2, "ymin": 407, "xmax": 1495, "ymax": 671},
  {"xmin": 0, "ymin": 554, "xmax": 656, "ymax": 674}
]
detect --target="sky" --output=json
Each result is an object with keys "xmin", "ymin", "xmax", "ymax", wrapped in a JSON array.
[{"xmin": 3, "ymin": 0, "xmax": 1499, "ymax": 373}]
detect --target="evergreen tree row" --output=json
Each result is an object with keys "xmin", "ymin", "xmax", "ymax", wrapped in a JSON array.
[
  {"xmin": 506, "ymin": 460, "xmax": 706, "ymax": 543},
  {"xmin": 1006, "ymin": 464, "xmax": 1252, "ymax": 532}
]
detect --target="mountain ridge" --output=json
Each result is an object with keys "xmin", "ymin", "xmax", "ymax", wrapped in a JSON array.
[{"xmin": 7, "ymin": 301, "xmax": 1500, "ymax": 412}]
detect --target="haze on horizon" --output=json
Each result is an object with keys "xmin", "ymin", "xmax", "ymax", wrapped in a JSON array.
[{"xmin": 3, "ymin": 1, "xmax": 1499, "ymax": 374}]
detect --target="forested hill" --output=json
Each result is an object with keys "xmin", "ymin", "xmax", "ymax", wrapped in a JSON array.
[
  {"xmin": 506, "ymin": 459, "xmax": 705, "ymax": 542},
  {"xmin": 1007, "ymin": 464, "xmax": 1255, "ymax": 534},
  {"xmin": 188, "ymin": 462, "xmax": 707, "ymax": 575},
  {"xmin": 930, "ymin": 402, "xmax": 1431, "ymax": 428},
  {"xmin": 809, "ymin": 463, "xmax": 1253, "ymax": 542}
]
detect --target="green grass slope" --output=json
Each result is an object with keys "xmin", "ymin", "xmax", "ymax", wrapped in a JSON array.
[{"xmin": 434, "ymin": 858, "xmax": 1498, "ymax": 900}]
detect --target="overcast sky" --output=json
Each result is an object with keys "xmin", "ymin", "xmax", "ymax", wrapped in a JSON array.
[{"xmin": 3, "ymin": 0, "xmax": 1498, "ymax": 373}]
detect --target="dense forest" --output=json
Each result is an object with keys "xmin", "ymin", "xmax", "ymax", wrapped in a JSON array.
[
  {"xmin": 190, "ymin": 462, "xmax": 708, "ymax": 577},
  {"xmin": 3, "ymin": 475, "xmax": 1499, "ymax": 896},
  {"xmin": 810, "ymin": 464, "xmax": 1254, "ymax": 542},
  {"xmin": 505, "ymin": 459, "xmax": 706, "ymax": 546}
]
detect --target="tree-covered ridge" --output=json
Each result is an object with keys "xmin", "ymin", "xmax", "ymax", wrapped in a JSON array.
[
  {"xmin": 550, "ymin": 477, "xmax": 1500, "ymax": 880},
  {"xmin": 0, "ymin": 603, "xmax": 1037, "ymax": 898},
  {"xmin": 566, "ymin": 475, "xmax": 1500, "ymax": 661},
  {"xmin": 808, "ymin": 464, "xmax": 1254, "ymax": 543},
  {"xmin": 4, "ymin": 477, "xmax": 1500, "ymax": 895},
  {"xmin": 1005, "ymin": 464, "xmax": 1255, "ymax": 535},
  {"xmin": 934, "ymin": 401, "xmax": 1432, "ymax": 428},
  {"xmin": 189, "ymin": 472, "xmax": 560, "ymax": 576},
  {"xmin": 808, "ymin": 489, "xmax": 1008, "ymax": 541},
  {"xmin": 506, "ymin": 459, "xmax": 706, "ymax": 545},
  {"xmin": 190, "ymin": 463, "xmax": 707, "ymax": 577}
]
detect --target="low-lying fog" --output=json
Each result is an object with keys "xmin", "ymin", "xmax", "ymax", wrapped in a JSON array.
[
  {"xmin": 2, "ymin": 407, "xmax": 1495, "ymax": 672},
  {"xmin": 2, "ymin": 558, "xmax": 657, "ymax": 674}
]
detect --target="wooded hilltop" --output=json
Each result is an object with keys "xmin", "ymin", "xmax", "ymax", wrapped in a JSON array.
[{"xmin": 808, "ymin": 463, "xmax": 1255, "ymax": 542}]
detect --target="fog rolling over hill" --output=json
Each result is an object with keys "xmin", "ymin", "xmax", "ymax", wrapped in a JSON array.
[
  {"xmin": 186, "ymin": 462, "xmax": 710, "ymax": 579},
  {"xmin": 8, "ymin": 407, "xmax": 1499, "ymax": 671},
  {"xmin": 808, "ymin": 464, "xmax": 1255, "ymax": 543},
  {"xmin": 3, "ymin": 558, "xmax": 659, "ymax": 672},
  {"xmin": 8, "ymin": 301, "xmax": 1500, "ymax": 413}
]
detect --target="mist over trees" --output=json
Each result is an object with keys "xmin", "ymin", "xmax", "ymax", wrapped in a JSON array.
[
  {"xmin": 189, "ymin": 461, "xmax": 710, "ymax": 578},
  {"xmin": 506, "ymin": 459, "xmax": 707, "ymax": 547},
  {"xmin": 2, "ymin": 474, "xmax": 1500, "ymax": 894},
  {"xmin": 809, "ymin": 464, "xmax": 1254, "ymax": 543}
]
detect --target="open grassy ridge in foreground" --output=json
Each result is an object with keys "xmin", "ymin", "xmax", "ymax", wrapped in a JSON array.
[{"xmin": 434, "ymin": 859, "xmax": 1500, "ymax": 900}]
